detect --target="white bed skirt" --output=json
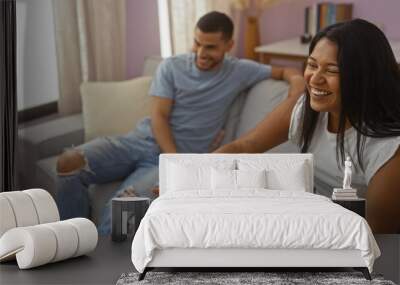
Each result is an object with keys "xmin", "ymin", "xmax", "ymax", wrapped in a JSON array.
[{"xmin": 148, "ymin": 248, "xmax": 366, "ymax": 268}]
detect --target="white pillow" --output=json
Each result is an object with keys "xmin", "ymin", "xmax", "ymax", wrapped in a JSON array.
[
  {"xmin": 211, "ymin": 169, "xmax": 236, "ymax": 190},
  {"xmin": 166, "ymin": 159, "xmax": 236, "ymax": 193},
  {"xmin": 81, "ymin": 76, "xmax": 152, "ymax": 142},
  {"xmin": 211, "ymin": 169, "xmax": 267, "ymax": 190},
  {"xmin": 238, "ymin": 159, "xmax": 308, "ymax": 191},
  {"xmin": 237, "ymin": 169, "xmax": 267, "ymax": 188},
  {"xmin": 167, "ymin": 162, "xmax": 211, "ymax": 191},
  {"xmin": 267, "ymin": 163, "xmax": 307, "ymax": 191}
]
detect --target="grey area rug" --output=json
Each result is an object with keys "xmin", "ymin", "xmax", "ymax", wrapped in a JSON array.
[{"xmin": 117, "ymin": 271, "xmax": 396, "ymax": 285}]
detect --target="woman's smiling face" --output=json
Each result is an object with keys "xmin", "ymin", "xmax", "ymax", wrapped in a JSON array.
[{"xmin": 304, "ymin": 38, "xmax": 341, "ymax": 115}]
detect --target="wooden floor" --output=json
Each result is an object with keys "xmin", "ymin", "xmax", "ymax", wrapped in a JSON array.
[{"xmin": 0, "ymin": 235, "xmax": 398, "ymax": 284}]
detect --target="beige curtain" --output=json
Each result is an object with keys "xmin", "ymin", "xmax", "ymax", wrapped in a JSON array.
[
  {"xmin": 53, "ymin": 0, "xmax": 126, "ymax": 115},
  {"xmin": 168, "ymin": 0, "xmax": 241, "ymax": 56}
]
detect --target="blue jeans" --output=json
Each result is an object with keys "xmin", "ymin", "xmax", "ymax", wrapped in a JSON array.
[{"xmin": 56, "ymin": 130, "xmax": 160, "ymax": 235}]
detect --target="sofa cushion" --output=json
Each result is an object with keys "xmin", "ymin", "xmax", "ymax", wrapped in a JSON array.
[
  {"xmin": 235, "ymin": 79, "xmax": 299, "ymax": 153},
  {"xmin": 81, "ymin": 76, "xmax": 153, "ymax": 141},
  {"xmin": 220, "ymin": 92, "xmax": 248, "ymax": 145}
]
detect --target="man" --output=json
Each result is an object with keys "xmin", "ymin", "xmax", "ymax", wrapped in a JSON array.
[{"xmin": 56, "ymin": 11, "xmax": 305, "ymax": 235}]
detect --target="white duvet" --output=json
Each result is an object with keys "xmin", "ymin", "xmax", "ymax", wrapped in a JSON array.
[{"xmin": 131, "ymin": 190, "xmax": 380, "ymax": 273}]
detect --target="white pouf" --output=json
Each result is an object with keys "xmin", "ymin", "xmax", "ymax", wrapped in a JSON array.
[
  {"xmin": 0, "ymin": 189, "xmax": 98, "ymax": 269},
  {"xmin": 0, "ymin": 218, "xmax": 98, "ymax": 269}
]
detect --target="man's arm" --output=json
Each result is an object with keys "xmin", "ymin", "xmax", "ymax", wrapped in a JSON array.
[
  {"xmin": 151, "ymin": 97, "xmax": 177, "ymax": 153},
  {"xmin": 214, "ymin": 95, "xmax": 299, "ymax": 154},
  {"xmin": 271, "ymin": 66, "xmax": 306, "ymax": 99}
]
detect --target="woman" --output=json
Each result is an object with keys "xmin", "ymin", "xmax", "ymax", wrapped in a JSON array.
[{"xmin": 216, "ymin": 19, "xmax": 400, "ymax": 234}]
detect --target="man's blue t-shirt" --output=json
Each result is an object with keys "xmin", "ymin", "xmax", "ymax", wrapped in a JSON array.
[{"xmin": 136, "ymin": 53, "xmax": 272, "ymax": 153}]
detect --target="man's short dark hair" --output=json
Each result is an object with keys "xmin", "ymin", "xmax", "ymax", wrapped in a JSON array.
[{"xmin": 196, "ymin": 11, "xmax": 234, "ymax": 41}]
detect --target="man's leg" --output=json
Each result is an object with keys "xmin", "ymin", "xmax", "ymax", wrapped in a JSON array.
[
  {"xmin": 98, "ymin": 163, "xmax": 159, "ymax": 235},
  {"xmin": 56, "ymin": 135, "xmax": 142, "ymax": 220}
]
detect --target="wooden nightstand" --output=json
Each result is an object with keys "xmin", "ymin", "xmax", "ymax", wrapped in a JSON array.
[{"xmin": 332, "ymin": 198, "xmax": 366, "ymax": 218}]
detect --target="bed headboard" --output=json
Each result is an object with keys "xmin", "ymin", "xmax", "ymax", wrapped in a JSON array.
[{"xmin": 159, "ymin": 153, "xmax": 314, "ymax": 195}]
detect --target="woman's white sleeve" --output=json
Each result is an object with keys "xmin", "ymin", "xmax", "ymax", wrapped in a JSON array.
[
  {"xmin": 364, "ymin": 137, "xmax": 400, "ymax": 185},
  {"xmin": 288, "ymin": 94, "xmax": 306, "ymax": 147}
]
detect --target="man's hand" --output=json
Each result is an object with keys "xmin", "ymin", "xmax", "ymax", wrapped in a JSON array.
[
  {"xmin": 287, "ymin": 74, "xmax": 306, "ymax": 99},
  {"xmin": 209, "ymin": 129, "xmax": 225, "ymax": 152},
  {"xmin": 282, "ymin": 67, "xmax": 303, "ymax": 82},
  {"xmin": 271, "ymin": 66, "xmax": 305, "ymax": 99},
  {"xmin": 271, "ymin": 66, "xmax": 303, "ymax": 82}
]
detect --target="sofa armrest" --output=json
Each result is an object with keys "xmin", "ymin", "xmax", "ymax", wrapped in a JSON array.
[
  {"xmin": 17, "ymin": 114, "xmax": 84, "ymax": 188},
  {"xmin": 80, "ymin": 76, "xmax": 152, "ymax": 142}
]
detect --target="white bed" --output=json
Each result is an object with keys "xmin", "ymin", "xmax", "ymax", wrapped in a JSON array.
[{"xmin": 131, "ymin": 154, "xmax": 380, "ymax": 280}]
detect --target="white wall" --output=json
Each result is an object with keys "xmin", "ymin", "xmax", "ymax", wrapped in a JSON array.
[{"xmin": 17, "ymin": 0, "xmax": 59, "ymax": 111}]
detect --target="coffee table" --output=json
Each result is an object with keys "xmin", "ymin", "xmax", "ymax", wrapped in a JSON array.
[{"xmin": 0, "ymin": 236, "xmax": 132, "ymax": 285}]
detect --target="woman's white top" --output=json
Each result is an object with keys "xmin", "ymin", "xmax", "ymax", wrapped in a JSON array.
[{"xmin": 289, "ymin": 95, "xmax": 400, "ymax": 198}]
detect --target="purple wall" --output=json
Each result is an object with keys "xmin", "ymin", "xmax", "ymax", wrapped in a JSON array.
[
  {"xmin": 126, "ymin": 0, "xmax": 160, "ymax": 78},
  {"xmin": 125, "ymin": 0, "xmax": 400, "ymax": 70},
  {"xmin": 259, "ymin": 0, "xmax": 400, "ymax": 45}
]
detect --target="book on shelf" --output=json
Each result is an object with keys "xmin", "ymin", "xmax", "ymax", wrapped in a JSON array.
[
  {"xmin": 333, "ymin": 188, "xmax": 357, "ymax": 194},
  {"xmin": 333, "ymin": 194, "xmax": 358, "ymax": 198},
  {"xmin": 304, "ymin": 2, "xmax": 353, "ymax": 37},
  {"xmin": 336, "ymin": 3, "xmax": 353, "ymax": 23},
  {"xmin": 327, "ymin": 3, "xmax": 336, "ymax": 26},
  {"xmin": 305, "ymin": 4, "xmax": 316, "ymax": 36},
  {"xmin": 332, "ymin": 196, "xmax": 360, "ymax": 201},
  {"xmin": 332, "ymin": 193, "xmax": 358, "ymax": 197},
  {"xmin": 319, "ymin": 3, "xmax": 329, "ymax": 31}
]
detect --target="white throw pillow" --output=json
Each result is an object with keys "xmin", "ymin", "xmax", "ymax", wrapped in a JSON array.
[
  {"xmin": 166, "ymin": 158, "xmax": 236, "ymax": 193},
  {"xmin": 237, "ymin": 169, "xmax": 267, "ymax": 188},
  {"xmin": 238, "ymin": 159, "xmax": 308, "ymax": 191},
  {"xmin": 81, "ymin": 76, "xmax": 152, "ymax": 142},
  {"xmin": 211, "ymin": 169, "xmax": 267, "ymax": 190},
  {"xmin": 211, "ymin": 169, "xmax": 236, "ymax": 190},
  {"xmin": 267, "ymin": 163, "xmax": 307, "ymax": 191},
  {"xmin": 167, "ymin": 162, "xmax": 211, "ymax": 191}
]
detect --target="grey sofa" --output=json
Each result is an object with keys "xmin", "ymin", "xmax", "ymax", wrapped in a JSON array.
[{"xmin": 18, "ymin": 56, "xmax": 297, "ymax": 224}]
